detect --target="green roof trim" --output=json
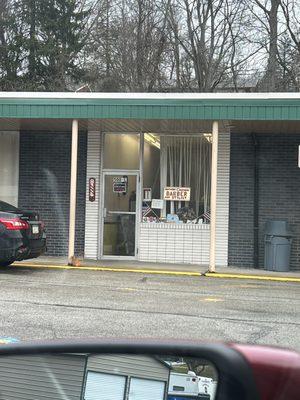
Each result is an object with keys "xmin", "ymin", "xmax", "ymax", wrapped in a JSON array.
[{"xmin": 1, "ymin": 97, "xmax": 300, "ymax": 120}]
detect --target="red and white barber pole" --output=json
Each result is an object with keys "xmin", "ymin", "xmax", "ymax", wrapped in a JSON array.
[{"xmin": 89, "ymin": 178, "xmax": 96, "ymax": 202}]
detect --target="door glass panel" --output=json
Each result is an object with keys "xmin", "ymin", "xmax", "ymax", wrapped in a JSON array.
[
  {"xmin": 104, "ymin": 175, "xmax": 137, "ymax": 212},
  {"xmin": 103, "ymin": 174, "xmax": 137, "ymax": 256},
  {"xmin": 104, "ymin": 133, "xmax": 140, "ymax": 169}
]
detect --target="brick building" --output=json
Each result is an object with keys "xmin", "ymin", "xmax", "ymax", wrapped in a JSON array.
[{"xmin": 1, "ymin": 92, "xmax": 300, "ymax": 270}]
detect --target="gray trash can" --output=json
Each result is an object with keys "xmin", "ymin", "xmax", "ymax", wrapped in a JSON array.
[{"xmin": 264, "ymin": 220, "xmax": 293, "ymax": 272}]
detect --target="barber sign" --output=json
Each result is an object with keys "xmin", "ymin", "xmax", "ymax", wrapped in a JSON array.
[{"xmin": 164, "ymin": 187, "xmax": 191, "ymax": 201}]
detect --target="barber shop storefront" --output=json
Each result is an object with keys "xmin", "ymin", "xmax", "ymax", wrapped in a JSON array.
[
  {"xmin": 1, "ymin": 93, "xmax": 300, "ymax": 270},
  {"xmin": 84, "ymin": 130, "xmax": 227, "ymax": 266}
]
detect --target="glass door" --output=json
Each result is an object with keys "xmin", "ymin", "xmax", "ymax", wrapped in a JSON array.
[{"xmin": 102, "ymin": 172, "xmax": 139, "ymax": 258}]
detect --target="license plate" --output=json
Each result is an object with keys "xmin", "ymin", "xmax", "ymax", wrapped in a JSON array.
[{"xmin": 32, "ymin": 225, "xmax": 39, "ymax": 234}]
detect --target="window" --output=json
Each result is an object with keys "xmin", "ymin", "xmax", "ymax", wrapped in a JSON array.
[
  {"xmin": 0, "ymin": 132, "xmax": 19, "ymax": 206},
  {"xmin": 143, "ymin": 134, "xmax": 211, "ymax": 223},
  {"xmin": 84, "ymin": 372, "xmax": 126, "ymax": 400},
  {"xmin": 104, "ymin": 133, "xmax": 140, "ymax": 170},
  {"xmin": 0, "ymin": 201, "xmax": 19, "ymax": 212},
  {"xmin": 129, "ymin": 377, "xmax": 166, "ymax": 400},
  {"xmin": 173, "ymin": 385, "xmax": 185, "ymax": 391}
]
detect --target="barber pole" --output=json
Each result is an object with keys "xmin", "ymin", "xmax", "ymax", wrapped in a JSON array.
[{"xmin": 89, "ymin": 178, "xmax": 96, "ymax": 202}]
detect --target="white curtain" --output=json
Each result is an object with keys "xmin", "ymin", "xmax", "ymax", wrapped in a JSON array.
[{"xmin": 161, "ymin": 135, "xmax": 211, "ymax": 217}]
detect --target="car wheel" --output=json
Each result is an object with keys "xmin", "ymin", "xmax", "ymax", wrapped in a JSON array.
[{"xmin": 0, "ymin": 260, "xmax": 14, "ymax": 267}]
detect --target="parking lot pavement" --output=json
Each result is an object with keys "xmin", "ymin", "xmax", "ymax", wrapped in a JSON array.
[{"xmin": 0, "ymin": 266, "xmax": 299, "ymax": 350}]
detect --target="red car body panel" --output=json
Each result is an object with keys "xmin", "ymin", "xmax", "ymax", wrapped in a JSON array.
[{"xmin": 230, "ymin": 344, "xmax": 300, "ymax": 400}]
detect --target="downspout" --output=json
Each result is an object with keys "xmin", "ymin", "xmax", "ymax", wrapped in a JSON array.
[{"xmin": 252, "ymin": 133, "xmax": 259, "ymax": 269}]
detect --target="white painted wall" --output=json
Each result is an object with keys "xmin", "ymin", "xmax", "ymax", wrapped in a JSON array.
[
  {"xmin": 215, "ymin": 132, "xmax": 230, "ymax": 267},
  {"xmin": 139, "ymin": 223, "xmax": 210, "ymax": 264},
  {"xmin": 0, "ymin": 131, "xmax": 19, "ymax": 206},
  {"xmin": 84, "ymin": 132, "xmax": 102, "ymax": 259}
]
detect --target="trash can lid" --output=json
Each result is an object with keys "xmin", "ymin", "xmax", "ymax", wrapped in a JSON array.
[{"xmin": 264, "ymin": 220, "xmax": 293, "ymax": 237}]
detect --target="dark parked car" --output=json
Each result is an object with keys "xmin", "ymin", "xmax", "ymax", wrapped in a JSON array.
[{"xmin": 0, "ymin": 201, "xmax": 46, "ymax": 267}]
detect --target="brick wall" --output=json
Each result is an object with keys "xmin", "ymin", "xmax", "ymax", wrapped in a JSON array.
[
  {"xmin": 229, "ymin": 132, "xmax": 300, "ymax": 270},
  {"xmin": 19, "ymin": 132, "xmax": 87, "ymax": 257},
  {"xmin": 228, "ymin": 133, "xmax": 255, "ymax": 267}
]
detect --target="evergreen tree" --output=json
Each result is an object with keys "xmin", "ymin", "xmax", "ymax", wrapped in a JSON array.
[
  {"xmin": 0, "ymin": 0, "xmax": 91, "ymax": 91},
  {"xmin": 0, "ymin": 0, "xmax": 26, "ymax": 90},
  {"xmin": 36, "ymin": 0, "xmax": 90, "ymax": 90}
]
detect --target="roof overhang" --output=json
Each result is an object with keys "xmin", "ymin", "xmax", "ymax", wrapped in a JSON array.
[
  {"xmin": 1, "ymin": 92, "xmax": 300, "ymax": 134},
  {"xmin": 1, "ymin": 92, "xmax": 300, "ymax": 121},
  {"xmin": 0, "ymin": 117, "xmax": 229, "ymax": 133}
]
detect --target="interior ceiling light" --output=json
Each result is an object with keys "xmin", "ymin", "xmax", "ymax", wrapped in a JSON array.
[
  {"xmin": 144, "ymin": 133, "xmax": 160, "ymax": 149},
  {"xmin": 203, "ymin": 133, "xmax": 213, "ymax": 143}
]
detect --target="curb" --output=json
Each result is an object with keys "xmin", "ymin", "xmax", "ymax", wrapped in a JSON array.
[
  {"xmin": 12, "ymin": 262, "xmax": 300, "ymax": 283},
  {"xmin": 204, "ymin": 272, "xmax": 300, "ymax": 283},
  {"xmin": 13, "ymin": 263, "xmax": 202, "ymax": 276}
]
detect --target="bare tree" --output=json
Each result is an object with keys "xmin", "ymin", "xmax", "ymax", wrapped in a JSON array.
[
  {"xmin": 3, "ymin": 0, "xmax": 300, "ymax": 92},
  {"xmin": 249, "ymin": 0, "xmax": 281, "ymax": 91},
  {"xmin": 278, "ymin": 0, "xmax": 300, "ymax": 90},
  {"xmin": 124, "ymin": 0, "xmax": 171, "ymax": 91},
  {"xmin": 166, "ymin": 0, "xmax": 250, "ymax": 92},
  {"xmin": 167, "ymin": 4, "xmax": 182, "ymax": 88},
  {"xmin": 87, "ymin": 0, "xmax": 172, "ymax": 91}
]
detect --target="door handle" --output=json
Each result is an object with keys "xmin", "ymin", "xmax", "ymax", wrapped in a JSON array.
[{"xmin": 104, "ymin": 208, "xmax": 107, "ymax": 218}]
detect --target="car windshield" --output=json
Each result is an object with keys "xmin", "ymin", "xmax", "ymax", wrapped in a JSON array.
[
  {"xmin": 0, "ymin": 201, "xmax": 19, "ymax": 213},
  {"xmin": 0, "ymin": 0, "xmax": 300, "ymax": 365}
]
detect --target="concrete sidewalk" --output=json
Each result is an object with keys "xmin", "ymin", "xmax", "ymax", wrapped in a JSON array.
[{"xmin": 13, "ymin": 256, "xmax": 300, "ymax": 282}]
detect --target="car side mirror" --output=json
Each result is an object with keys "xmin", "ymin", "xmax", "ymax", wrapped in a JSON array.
[{"xmin": 0, "ymin": 339, "xmax": 260, "ymax": 400}]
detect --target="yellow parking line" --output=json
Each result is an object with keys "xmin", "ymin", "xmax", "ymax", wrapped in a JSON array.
[
  {"xmin": 202, "ymin": 297, "xmax": 224, "ymax": 302},
  {"xmin": 11, "ymin": 263, "xmax": 300, "ymax": 282}
]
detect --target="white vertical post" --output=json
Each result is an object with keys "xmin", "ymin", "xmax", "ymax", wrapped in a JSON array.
[
  {"xmin": 137, "ymin": 132, "xmax": 144, "ymax": 259},
  {"xmin": 139, "ymin": 132, "xmax": 144, "ymax": 221},
  {"xmin": 209, "ymin": 121, "xmax": 219, "ymax": 272},
  {"xmin": 160, "ymin": 136, "xmax": 167, "ymax": 218},
  {"xmin": 68, "ymin": 119, "xmax": 79, "ymax": 265}
]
